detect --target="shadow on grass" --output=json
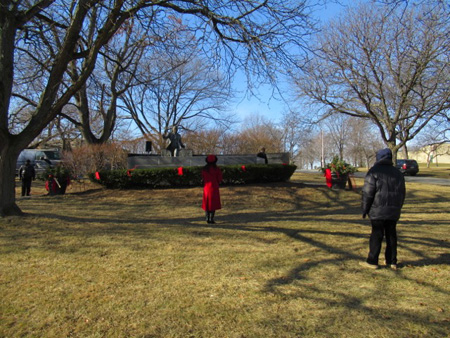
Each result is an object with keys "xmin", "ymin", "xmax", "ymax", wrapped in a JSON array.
[
  {"xmin": 10, "ymin": 182, "xmax": 450, "ymax": 269},
  {"xmin": 400, "ymin": 253, "xmax": 450, "ymax": 267},
  {"xmin": 6, "ymin": 183, "xmax": 450, "ymax": 336},
  {"xmin": 10, "ymin": 204, "xmax": 448, "ymax": 268},
  {"xmin": 10, "ymin": 179, "xmax": 449, "ymax": 261},
  {"xmin": 6, "ymin": 179, "xmax": 449, "ymax": 337}
]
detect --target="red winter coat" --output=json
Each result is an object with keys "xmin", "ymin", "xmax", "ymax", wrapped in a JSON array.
[
  {"xmin": 324, "ymin": 168, "xmax": 332, "ymax": 188},
  {"xmin": 202, "ymin": 166, "xmax": 223, "ymax": 211}
]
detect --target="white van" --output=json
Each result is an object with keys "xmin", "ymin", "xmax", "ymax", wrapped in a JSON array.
[{"xmin": 16, "ymin": 149, "xmax": 62, "ymax": 176}]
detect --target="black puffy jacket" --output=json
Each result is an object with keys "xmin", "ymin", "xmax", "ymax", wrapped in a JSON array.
[{"xmin": 362, "ymin": 159, "xmax": 406, "ymax": 221}]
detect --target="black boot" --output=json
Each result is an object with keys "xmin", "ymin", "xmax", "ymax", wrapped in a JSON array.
[
  {"xmin": 210, "ymin": 211, "xmax": 216, "ymax": 224},
  {"xmin": 206, "ymin": 211, "xmax": 210, "ymax": 223}
]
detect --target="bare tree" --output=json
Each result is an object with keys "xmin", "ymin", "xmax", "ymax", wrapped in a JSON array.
[
  {"xmin": 186, "ymin": 114, "xmax": 285, "ymax": 156},
  {"xmin": 121, "ymin": 36, "xmax": 233, "ymax": 153},
  {"xmin": 298, "ymin": 130, "xmax": 328, "ymax": 170},
  {"xmin": 61, "ymin": 16, "xmax": 155, "ymax": 145},
  {"xmin": 0, "ymin": 0, "xmax": 323, "ymax": 216},
  {"xmin": 323, "ymin": 114, "xmax": 352, "ymax": 161},
  {"xmin": 345, "ymin": 118, "xmax": 384, "ymax": 167},
  {"xmin": 2, "ymin": 1, "xmax": 157, "ymax": 216},
  {"xmin": 183, "ymin": 128, "xmax": 226, "ymax": 155},
  {"xmin": 280, "ymin": 110, "xmax": 312, "ymax": 164},
  {"xmin": 296, "ymin": 2, "xmax": 450, "ymax": 163},
  {"xmin": 417, "ymin": 141, "xmax": 449, "ymax": 168},
  {"xmin": 377, "ymin": 0, "xmax": 447, "ymax": 5},
  {"xmin": 236, "ymin": 114, "xmax": 284, "ymax": 154},
  {"xmin": 413, "ymin": 121, "xmax": 450, "ymax": 167},
  {"xmin": 220, "ymin": 132, "xmax": 244, "ymax": 155}
]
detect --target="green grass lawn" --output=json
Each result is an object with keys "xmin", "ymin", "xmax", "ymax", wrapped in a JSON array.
[{"xmin": 1, "ymin": 173, "xmax": 449, "ymax": 337}]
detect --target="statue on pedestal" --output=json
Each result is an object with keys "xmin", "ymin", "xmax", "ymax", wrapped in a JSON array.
[{"xmin": 163, "ymin": 126, "xmax": 185, "ymax": 157}]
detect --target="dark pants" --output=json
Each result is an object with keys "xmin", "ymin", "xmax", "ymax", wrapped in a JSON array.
[
  {"xmin": 205, "ymin": 211, "xmax": 216, "ymax": 223},
  {"xmin": 167, "ymin": 147, "xmax": 180, "ymax": 157},
  {"xmin": 21, "ymin": 178, "xmax": 32, "ymax": 196},
  {"xmin": 367, "ymin": 220, "xmax": 398, "ymax": 265}
]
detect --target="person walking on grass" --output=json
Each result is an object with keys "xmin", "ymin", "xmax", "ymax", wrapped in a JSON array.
[
  {"xmin": 361, "ymin": 148, "xmax": 406, "ymax": 270},
  {"xmin": 19, "ymin": 159, "xmax": 36, "ymax": 197},
  {"xmin": 202, "ymin": 155, "xmax": 223, "ymax": 224}
]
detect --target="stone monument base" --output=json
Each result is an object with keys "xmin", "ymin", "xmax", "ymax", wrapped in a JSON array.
[{"xmin": 127, "ymin": 153, "xmax": 289, "ymax": 169}]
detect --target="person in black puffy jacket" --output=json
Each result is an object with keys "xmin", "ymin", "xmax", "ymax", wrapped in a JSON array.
[{"xmin": 361, "ymin": 148, "xmax": 406, "ymax": 269}]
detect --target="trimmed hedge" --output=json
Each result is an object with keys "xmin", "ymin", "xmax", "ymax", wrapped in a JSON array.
[{"xmin": 88, "ymin": 164, "xmax": 297, "ymax": 189}]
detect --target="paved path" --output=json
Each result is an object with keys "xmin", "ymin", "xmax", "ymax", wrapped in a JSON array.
[
  {"xmin": 352, "ymin": 171, "xmax": 450, "ymax": 186},
  {"xmin": 297, "ymin": 170, "xmax": 450, "ymax": 186}
]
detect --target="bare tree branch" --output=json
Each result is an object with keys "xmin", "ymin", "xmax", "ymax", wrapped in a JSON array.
[{"xmin": 296, "ymin": 1, "xmax": 449, "ymax": 162}]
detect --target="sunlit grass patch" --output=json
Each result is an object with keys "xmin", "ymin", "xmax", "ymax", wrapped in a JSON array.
[{"xmin": 2, "ymin": 174, "xmax": 449, "ymax": 337}]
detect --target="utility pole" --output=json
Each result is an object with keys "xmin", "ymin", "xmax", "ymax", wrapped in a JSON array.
[{"xmin": 321, "ymin": 129, "xmax": 324, "ymax": 168}]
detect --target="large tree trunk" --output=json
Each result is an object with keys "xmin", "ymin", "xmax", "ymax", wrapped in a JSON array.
[
  {"xmin": 0, "ymin": 146, "xmax": 23, "ymax": 216},
  {"xmin": 386, "ymin": 140, "xmax": 401, "ymax": 165},
  {"xmin": 403, "ymin": 144, "xmax": 409, "ymax": 159}
]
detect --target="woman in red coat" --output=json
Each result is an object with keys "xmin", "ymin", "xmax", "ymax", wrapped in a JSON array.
[{"xmin": 202, "ymin": 155, "xmax": 223, "ymax": 224}]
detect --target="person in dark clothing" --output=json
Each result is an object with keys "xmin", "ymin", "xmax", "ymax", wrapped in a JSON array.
[
  {"xmin": 361, "ymin": 148, "xmax": 406, "ymax": 270},
  {"xmin": 256, "ymin": 147, "xmax": 268, "ymax": 164},
  {"xmin": 202, "ymin": 155, "xmax": 223, "ymax": 224},
  {"xmin": 19, "ymin": 159, "xmax": 36, "ymax": 197}
]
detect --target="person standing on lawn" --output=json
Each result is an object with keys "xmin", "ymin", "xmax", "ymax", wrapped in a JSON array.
[
  {"xmin": 19, "ymin": 159, "xmax": 36, "ymax": 197},
  {"xmin": 361, "ymin": 148, "xmax": 406, "ymax": 270},
  {"xmin": 202, "ymin": 155, "xmax": 223, "ymax": 224}
]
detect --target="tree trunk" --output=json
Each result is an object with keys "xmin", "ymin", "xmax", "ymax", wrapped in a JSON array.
[
  {"xmin": 75, "ymin": 85, "xmax": 116, "ymax": 145},
  {"xmin": 0, "ymin": 146, "xmax": 23, "ymax": 217},
  {"xmin": 386, "ymin": 141, "xmax": 401, "ymax": 165},
  {"xmin": 403, "ymin": 144, "xmax": 409, "ymax": 159},
  {"xmin": 391, "ymin": 149, "xmax": 397, "ymax": 165}
]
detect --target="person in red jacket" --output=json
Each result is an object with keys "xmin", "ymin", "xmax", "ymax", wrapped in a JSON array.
[{"xmin": 202, "ymin": 155, "xmax": 223, "ymax": 224}]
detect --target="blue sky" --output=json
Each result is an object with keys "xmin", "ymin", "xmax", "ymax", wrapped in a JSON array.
[{"xmin": 231, "ymin": 0, "xmax": 353, "ymax": 125}]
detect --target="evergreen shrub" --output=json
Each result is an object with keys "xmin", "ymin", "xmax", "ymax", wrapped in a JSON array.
[{"xmin": 88, "ymin": 164, "xmax": 297, "ymax": 189}]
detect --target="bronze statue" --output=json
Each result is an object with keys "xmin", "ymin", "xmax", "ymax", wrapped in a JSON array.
[{"xmin": 163, "ymin": 126, "xmax": 185, "ymax": 156}]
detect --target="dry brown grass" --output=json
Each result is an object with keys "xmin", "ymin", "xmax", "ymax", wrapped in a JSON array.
[
  {"xmin": 357, "ymin": 164, "xmax": 450, "ymax": 179},
  {"xmin": 1, "ymin": 173, "xmax": 449, "ymax": 337},
  {"xmin": 417, "ymin": 164, "xmax": 450, "ymax": 179}
]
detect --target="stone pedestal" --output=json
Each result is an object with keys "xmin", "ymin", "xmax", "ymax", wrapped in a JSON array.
[{"xmin": 127, "ymin": 152, "xmax": 290, "ymax": 169}]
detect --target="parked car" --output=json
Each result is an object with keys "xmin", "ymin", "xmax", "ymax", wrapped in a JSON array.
[
  {"xmin": 396, "ymin": 159, "xmax": 419, "ymax": 176},
  {"xmin": 16, "ymin": 149, "xmax": 62, "ymax": 176}
]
